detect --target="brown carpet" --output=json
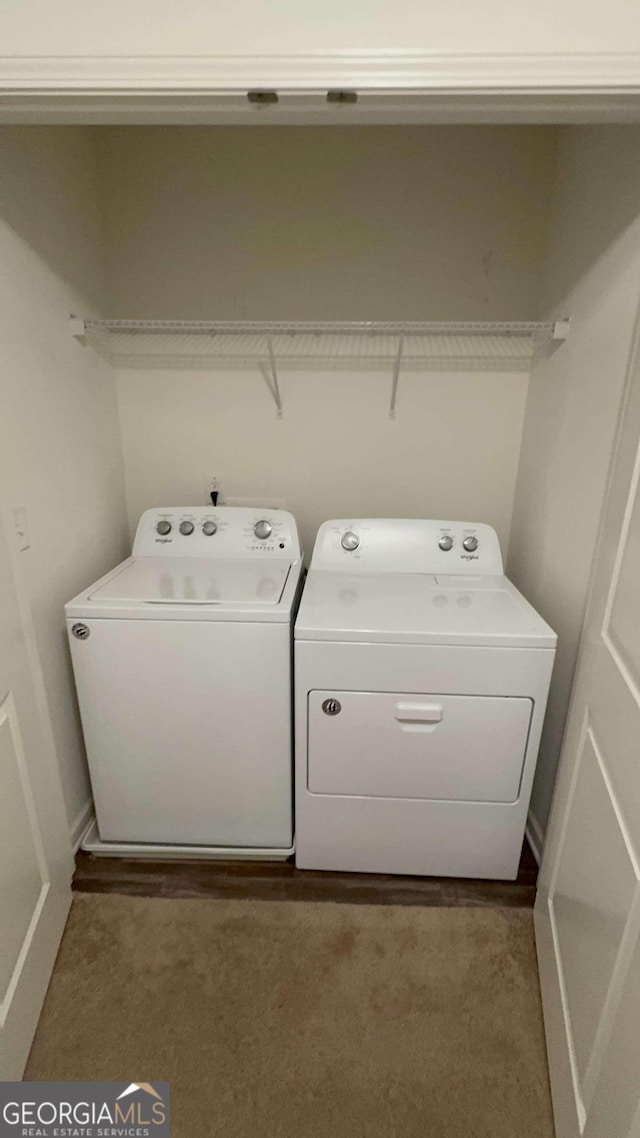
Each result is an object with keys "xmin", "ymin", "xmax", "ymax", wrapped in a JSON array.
[{"xmin": 26, "ymin": 894, "xmax": 554, "ymax": 1138}]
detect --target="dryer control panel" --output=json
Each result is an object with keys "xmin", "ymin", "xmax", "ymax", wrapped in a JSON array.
[
  {"xmin": 310, "ymin": 519, "xmax": 503, "ymax": 574},
  {"xmin": 133, "ymin": 507, "xmax": 301, "ymax": 559}
]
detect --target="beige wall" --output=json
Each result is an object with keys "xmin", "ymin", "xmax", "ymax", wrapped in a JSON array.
[
  {"xmin": 103, "ymin": 126, "xmax": 557, "ymax": 547},
  {"xmin": 100, "ymin": 126, "xmax": 557, "ymax": 322},
  {"xmin": 116, "ymin": 367, "xmax": 529, "ymax": 555},
  {"xmin": 508, "ymin": 125, "xmax": 640, "ymax": 840},
  {"xmin": 0, "ymin": 127, "xmax": 129, "ymax": 842}
]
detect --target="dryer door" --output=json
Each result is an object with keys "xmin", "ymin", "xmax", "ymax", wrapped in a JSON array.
[{"xmin": 308, "ymin": 690, "xmax": 533, "ymax": 803}]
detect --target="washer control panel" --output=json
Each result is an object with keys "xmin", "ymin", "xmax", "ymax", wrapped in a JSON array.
[
  {"xmin": 254, "ymin": 519, "xmax": 273, "ymax": 541},
  {"xmin": 134, "ymin": 507, "xmax": 300, "ymax": 559},
  {"xmin": 310, "ymin": 519, "xmax": 503, "ymax": 574},
  {"xmin": 340, "ymin": 531, "xmax": 360, "ymax": 551}
]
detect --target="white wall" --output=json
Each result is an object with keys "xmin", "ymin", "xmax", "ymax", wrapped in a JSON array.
[
  {"xmin": 0, "ymin": 127, "xmax": 129, "ymax": 843},
  {"xmin": 508, "ymin": 125, "xmax": 640, "ymax": 841},
  {"xmin": 101, "ymin": 126, "xmax": 557, "ymax": 322},
  {"xmin": 2, "ymin": 0, "xmax": 639, "ymax": 59},
  {"xmin": 116, "ymin": 367, "xmax": 529, "ymax": 555},
  {"xmin": 102, "ymin": 126, "xmax": 556, "ymax": 547}
]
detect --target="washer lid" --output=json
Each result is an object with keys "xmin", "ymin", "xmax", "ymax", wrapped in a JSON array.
[
  {"xmin": 88, "ymin": 557, "xmax": 293, "ymax": 606},
  {"xmin": 294, "ymin": 571, "xmax": 557, "ymax": 648}
]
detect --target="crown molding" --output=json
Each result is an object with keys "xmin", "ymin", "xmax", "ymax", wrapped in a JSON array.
[
  {"xmin": 2, "ymin": 51, "xmax": 640, "ymax": 123},
  {"xmin": 1, "ymin": 50, "xmax": 640, "ymax": 92}
]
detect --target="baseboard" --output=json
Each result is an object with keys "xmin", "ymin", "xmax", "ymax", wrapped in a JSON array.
[
  {"xmin": 71, "ymin": 800, "xmax": 546, "ymax": 865},
  {"xmin": 80, "ymin": 819, "xmax": 294, "ymax": 861},
  {"xmin": 526, "ymin": 810, "xmax": 545, "ymax": 866},
  {"xmin": 69, "ymin": 799, "xmax": 95, "ymax": 854}
]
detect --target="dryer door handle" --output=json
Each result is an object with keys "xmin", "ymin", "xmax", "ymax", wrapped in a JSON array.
[{"xmin": 394, "ymin": 702, "xmax": 443, "ymax": 724}]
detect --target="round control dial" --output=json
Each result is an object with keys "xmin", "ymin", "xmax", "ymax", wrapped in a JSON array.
[
  {"xmin": 341, "ymin": 531, "xmax": 360, "ymax": 552},
  {"xmin": 202, "ymin": 521, "xmax": 217, "ymax": 536},
  {"xmin": 254, "ymin": 519, "xmax": 273, "ymax": 540},
  {"xmin": 463, "ymin": 535, "xmax": 478, "ymax": 552},
  {"xmin": 156, "ymin": 520, "xmax": 172, "ymax": 536},
  {"xmin": 438, "ymin": 535, "xmax": 454, "ymax": 552},
  {"xmin": 179, "ymin": 521, "xmax": 194, "ymax": 536}
]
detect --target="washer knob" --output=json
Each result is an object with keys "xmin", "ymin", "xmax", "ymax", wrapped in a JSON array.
[
  {"xmin": 156, "ymin": 520, "xmax": 172, "ymax": 536},
  {"xmin": 254, "ymin": 519, "xmax": 273, "ymax": 540},
  {"xmin": 179, "ymin": 521, "xmax": 194, "ymax": 536},
  {"xmin": 341, "ymin": 531, "xmax": 360, "ymax": 552},
  {"xmin": 202, "ymin": 521, "xmax": 217, "ymax": 536},
  {"xmin": 438, "ymin": 535, "xmax": 454, "ymax": 552},
  {"xmin": 463, "ymin": 535, "xmax": 479, "ymax": 552}
]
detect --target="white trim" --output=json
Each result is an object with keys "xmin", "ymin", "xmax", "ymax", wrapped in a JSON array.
[
  {"xmin": 526, "ymin": 809, "xmax": 545, "ymax": 866},
  {"xmin": 3, "ymin": 95, "xmax": 640, "ymax": 124},
  {"xmin": 80, "ymin": 819, "xmax": 294, "ymax": 861},
  {"xmin": 69, "ymin": 799, "xmax": 94, "ymax": 854},
  {"xmin": 5, "ymin": 103, "xmax": 640, "ymax": 130},
  {"xmin": 2, "ymin": 51, "xmax": 640, "ymax": 91},
  {"xmin": 547, "ymin": 889, "xmax": 586, "ymax": 1131},
  {"xmin": 3, "ymin": 55, "xmax": 640, "ymax": 124},
  {"xmin": 0, "ymin": 883, "xmax": 49, "ymax": 1028}
]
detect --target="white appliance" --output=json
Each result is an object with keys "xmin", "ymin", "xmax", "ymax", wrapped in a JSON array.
[
  {"xmin": 294, "ymin": 518, "xmax": 557, "ymax": 879},
  {"xmin": 66, "ymin": 506, "xmax": 303, "ymax": 859}
]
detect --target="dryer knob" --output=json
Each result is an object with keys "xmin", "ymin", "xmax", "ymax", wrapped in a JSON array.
[
  {"xmin": 202, "ymin": 521, "xmax": 217, "ymax": 536},
  {"xmin": 156, "ymin": 520, "xmax": 172, "ymax": 536},
  {"xmin": 254, "ymin": 519, "xmax": 273, "ymax": 540},
  {"xmin": 438, "ymin": 535, "xmax": 454, "ymax": 551},
  {"xmin": 463, "ymin": 535, "xmax": 479, "ymax": 552},
  {"xmin": 179, "ymin": 521, "xmax": 195, "ymax": 535},
  {"xmin": 341, "ymin": 531, "xmax": 360, "ymax": 552}
]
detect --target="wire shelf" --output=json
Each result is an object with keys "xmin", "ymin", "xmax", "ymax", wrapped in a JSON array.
[{"xmin": 71, "ymin": 318, "xmax": 570, "ymax": 417}]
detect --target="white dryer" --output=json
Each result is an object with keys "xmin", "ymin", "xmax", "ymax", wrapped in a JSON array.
[
  {"xmin": 294, "ymin": 519, "xmax": 556, "ymax": 879},
  {"xmin": 66, "ymin": 506, "xmax": 303, "ymax": 859}
]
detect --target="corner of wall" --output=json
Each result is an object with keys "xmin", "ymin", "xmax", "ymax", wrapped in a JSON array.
[{"xmin": 2, "ymin": 125, "xmax": 129, "ymax": 842}]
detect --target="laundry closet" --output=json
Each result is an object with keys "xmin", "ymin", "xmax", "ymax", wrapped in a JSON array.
[
  {"xmin": 4, "ymin": 119, "xmax": 639, "ymax": 846},
  {"xmin": 3, "ymin": 58, "xmax": 640, "ymax": 1133}
]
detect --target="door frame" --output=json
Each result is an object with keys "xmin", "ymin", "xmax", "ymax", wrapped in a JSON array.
[
  {"xmin": 0, "ymin": 506, "xmax": 74, "ymax": 1078},
  {"xmin": 2, "ymin": 52, "xmax": 640, "ymax": 123},
  {"xmin": 534, "ymin": 288, "xmax": 640, "ymax": 1137}
]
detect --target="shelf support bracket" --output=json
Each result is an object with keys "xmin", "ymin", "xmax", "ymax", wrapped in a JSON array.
[
  {"xmin": 532, "ymin": 317, "xmax": 571, "ymax": 365},
  {"xmin": 265, "ymin": 335, "xmax": 283, "ymax": 418},
  {"xmin": 389, "ymin": 333, "xmax": 405, "ymax": 419},
  {"xmin": 552, "ymin": 319, "xmax": 571, "ymax": 342},
  {"xmin": 69, "ymin": 315, "xmax": 86, "ymax": 342}
]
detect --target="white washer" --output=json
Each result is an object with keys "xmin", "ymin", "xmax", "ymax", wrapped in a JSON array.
[
  {"xmin": 66, "ymin": 506, "xmax": 303, "ymax": 859},
  {"xmin": 294, "ymin": 518, "xmax": 556, "ymax": 879}
]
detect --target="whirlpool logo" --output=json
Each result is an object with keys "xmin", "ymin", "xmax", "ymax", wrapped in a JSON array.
[{"xmin": 0, "ymin": 1081, "xmax": 169, "ymax": 1137}]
